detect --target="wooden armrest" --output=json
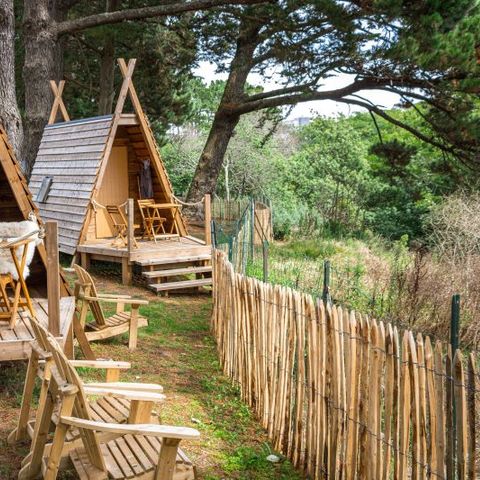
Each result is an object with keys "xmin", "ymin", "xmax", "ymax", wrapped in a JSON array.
[
  {"xmin": 0, "ymin": 229, "xmax": 40, "ymax": 249},
  {"xmin": 82, "ymin": 295, "xmax": 149, "ymax": 306},
  {"xmin": 83, "ymin": 386, "xmax": 166, "ymax": 402},
  {"xmin": 60, "ymin": 417, "xmax": 201, "ymax": 440},
  {"xmin": 70, "ymin": 360, "xmax": 131, "ymax": 370},
  {"xmin": 85, "ymin": 382, "xmax": 163, "ymax": 393}
]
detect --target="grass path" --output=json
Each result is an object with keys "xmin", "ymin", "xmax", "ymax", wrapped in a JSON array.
[{"xmin": 0, "ymin": 270, "xmax": 301, "ymax": 479}]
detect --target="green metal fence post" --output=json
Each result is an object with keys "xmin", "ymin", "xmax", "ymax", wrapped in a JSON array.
[
  {"xmin": 322, "ymin": 260, "xmax": 331, "ymax": 305},
  {"xmin": 211, "ymin": 220, "xmax": 216, "ymax": 248},
  {"xmin": 263, "ymin": 240, "xmax": 269, "ymax": 283},
  {"xmin": 228, "ymin": 236, "xmax": 233, "ymax": 263},
  {"xmin": 451, "ymin": 294, "xmax": 460, "ymax": 352},
  {"xmin": 250, "ymin": 198, "xmax": 255, "ymax": 261},
  {"xmin": 450, "ymin": 293, "xmax": 460, "ymax": 474}
]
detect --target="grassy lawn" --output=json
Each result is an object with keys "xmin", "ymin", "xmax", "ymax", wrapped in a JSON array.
[{"xmin": 0, "ymin": 268, "xmax": 302, "ymax": 479}]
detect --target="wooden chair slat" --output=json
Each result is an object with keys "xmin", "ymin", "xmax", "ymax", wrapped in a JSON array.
[
  {"xmin": 124, "ymin": 434, "xmax": 154, "ymax": 470},
  {"xmin": 106, "ymin": 440, "xmax": 135, "ymax": 478},
  {"xmin": 116, "ymin": 437, "xmax": 144, "ymax": 475}
]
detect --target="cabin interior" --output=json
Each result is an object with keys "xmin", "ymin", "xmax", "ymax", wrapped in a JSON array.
[{"xmin": 84, "ymin": 124, "xmax": 181, "ymax": 243}]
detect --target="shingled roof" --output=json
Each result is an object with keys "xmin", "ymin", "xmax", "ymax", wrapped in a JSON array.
[{"xmin": 29, "ymin": 116, "xmax": 114, "ymax": 254}]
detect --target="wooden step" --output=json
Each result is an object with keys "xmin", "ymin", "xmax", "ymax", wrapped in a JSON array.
[
  {"xmin": 135, "ymin": 253, "xmax": 211, "ymax": 267},
  {"xmin": 143, "ymin": 266, "xmax": 212, "ymax": 279},
  {"xmin": 148, "ymin": 278, "xmax": 213, "ymax": 292}
]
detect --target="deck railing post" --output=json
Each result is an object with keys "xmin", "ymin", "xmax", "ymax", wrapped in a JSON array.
[
  {"xmin": 127, "ymin": 198, "xmax": 134, "ymax": 257},
  {"xmin": 122, "ymin": 199, "xmax": 135, "ymax": 286},
  {"xmin": 204, "ymin": 194, "xmax": 212, "ymax": 245},
  {"xmin": 45, "ymin": 221, "xmax": 60, "ymax": 337}
]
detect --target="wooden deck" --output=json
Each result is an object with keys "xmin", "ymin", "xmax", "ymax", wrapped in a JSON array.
[
  {"xmin": 77, "ymin": 236, "xmax": 212, "ymax": 292},
  {"xmin": 77, "ymin": 235, "xmax": 207, "ymax": 260},
  {"xmin": 0, "ymin": 296, "xmax": 75, "ymax": 361}
]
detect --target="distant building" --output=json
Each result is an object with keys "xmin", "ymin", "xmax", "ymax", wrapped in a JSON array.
[{"xmin": 284, "ymin": 116, "xmax": 312, "ymax": 127}]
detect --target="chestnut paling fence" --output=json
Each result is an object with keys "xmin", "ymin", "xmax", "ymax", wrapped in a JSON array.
[{"xmin": 211, "ymin": 250, "xmax": 479, "ymax": 479}]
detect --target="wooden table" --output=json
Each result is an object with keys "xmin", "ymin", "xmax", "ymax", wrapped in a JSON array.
[{"xmin": 149, "ymin": 203, "xmax": 181, "ymax": 235}]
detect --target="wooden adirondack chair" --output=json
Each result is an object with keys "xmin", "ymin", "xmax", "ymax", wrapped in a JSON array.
[
  {"xmin": 18, "ymin": 318, "xmax": 199, "ymax": 480},
  {"xmin": 74, "ymin": 264, "xmax": 148, "ymax": 350},
  {"xmin": 9, "ymin": 317, "xmax": 161, "ymax": 448}
]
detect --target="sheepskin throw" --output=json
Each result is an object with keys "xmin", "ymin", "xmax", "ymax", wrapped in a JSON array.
[{"xmin": 0, "ymin": 214, "xmax": 41, "ymax": 280}]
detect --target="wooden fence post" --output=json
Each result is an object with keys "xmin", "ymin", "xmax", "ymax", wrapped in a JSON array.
[
  {"xmin": 45, "ymin": 221, "xmax": 60, "ymax": 337},
  {"xmin": 204, "ymin": 194, "xmax": 212, "ymax": 245}
]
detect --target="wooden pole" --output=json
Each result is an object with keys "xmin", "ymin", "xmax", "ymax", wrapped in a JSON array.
[
  {"xmin": 122, "ymin": 198, "xmax": 134, "ymax": 286},
  {"xmin": 204, "ymin": 194, "xmax": 212, "ymax": 245},
  {"xmin": 45, "ymin": 222, "xmax": 60, "ymax": 337},
  {"xmin": 127, "ymin": 198, "xmax": 134, "ymax": 258}
]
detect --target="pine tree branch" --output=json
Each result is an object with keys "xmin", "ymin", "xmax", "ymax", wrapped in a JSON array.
[
  {"xmin": 229, "ymin": 78, "xmax": 392, "ymax": 114},
  {"xmin": 56, "ymin": 0, "xmax": 269, "ymax": 36},
  {"xmin": 381, "ymin": 86, "xmax": 455, "ymax": 116},
  {"xmin": 335, "ymin": 97, "xmax": 463, "ymax": 157}
]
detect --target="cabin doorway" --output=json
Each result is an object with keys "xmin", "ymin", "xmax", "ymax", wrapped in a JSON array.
[{"xmin": 95, "ymin": 146, "xmax": 129, "ymax": 238}]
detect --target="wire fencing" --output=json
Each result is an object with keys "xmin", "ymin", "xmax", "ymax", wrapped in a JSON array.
[{"xmin": 212, "ymin": 250, "xmax": 479, "ymax": 479}]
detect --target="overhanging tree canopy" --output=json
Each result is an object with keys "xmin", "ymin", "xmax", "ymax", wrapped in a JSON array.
[
  {"xmin": 186, "ymin": 0, "xmax": 480, "ymax": 200},
  {"xmin": 0, "ymin": 0, "xmax": 268, "ymax": 176}
]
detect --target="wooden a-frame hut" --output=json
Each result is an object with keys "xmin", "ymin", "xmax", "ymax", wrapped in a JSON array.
[
  {"xmin": 30, "ymin": 58, "xmax": 187, "ymax": 256},
  {"xmin": 0, "ymin": 125, "xmax": 75, "ymax": 360},
  {"xmin": 30, "ymin": 58, "xmax": 212, "ymax": 292}
]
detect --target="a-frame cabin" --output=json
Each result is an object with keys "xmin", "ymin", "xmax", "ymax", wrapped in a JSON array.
[
  {"xmin": 0, "ymin": 125, "xmax": 75, "ymax": 360},
  {"xmin": 30, "ymin": 59, "xmax": 212, "ymax": 292}
]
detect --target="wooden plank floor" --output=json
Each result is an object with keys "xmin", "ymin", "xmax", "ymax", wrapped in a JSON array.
[
  {"xmin": 77, "ymin": 236, "xmax": 208, "ymax": 262},
  {"xmin": 0, "ymin": 296, "xmax": 75, "ymax": 361}
]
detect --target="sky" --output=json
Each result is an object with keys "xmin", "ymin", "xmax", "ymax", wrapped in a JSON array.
[{"xmin": 195, "ymin": 61, "xmax": 401, "ymax": 120}]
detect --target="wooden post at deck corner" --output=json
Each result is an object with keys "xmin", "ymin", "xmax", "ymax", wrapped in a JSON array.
[
  {"xmin": 204, "ymin": 194, "xmax": 212, "ymax": 245},
  {"xmin": 122, "ymin": 198, "xmax": 134, "ymax": 286},
  {"xmin": 45, "ymin": 222, "xmax": 60, "ymax": 337}
]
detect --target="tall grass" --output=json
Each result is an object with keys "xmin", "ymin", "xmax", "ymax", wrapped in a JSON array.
[{"xmin": 245, "ymin": 235, "xmax": 480, "ymax": 349}]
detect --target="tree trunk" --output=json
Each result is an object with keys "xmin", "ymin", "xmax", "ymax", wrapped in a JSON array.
[
  {"xmin": 0, "ymin": 0, "xmax": 23, "ymax": 157},
  {"xmin": 98, "ymin": 0, "xmax": 118, "ymax": 115},
  {"xmin": 188, "ymin": 112, "xmax": 240, "ymax": 201},
  {"xmin": 22, "ymin": 0, "xmax": 57, "ymax": 178},
  {"xmin": 186, "ymin": 20, "xmax": 261, "ymax": 202}
]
